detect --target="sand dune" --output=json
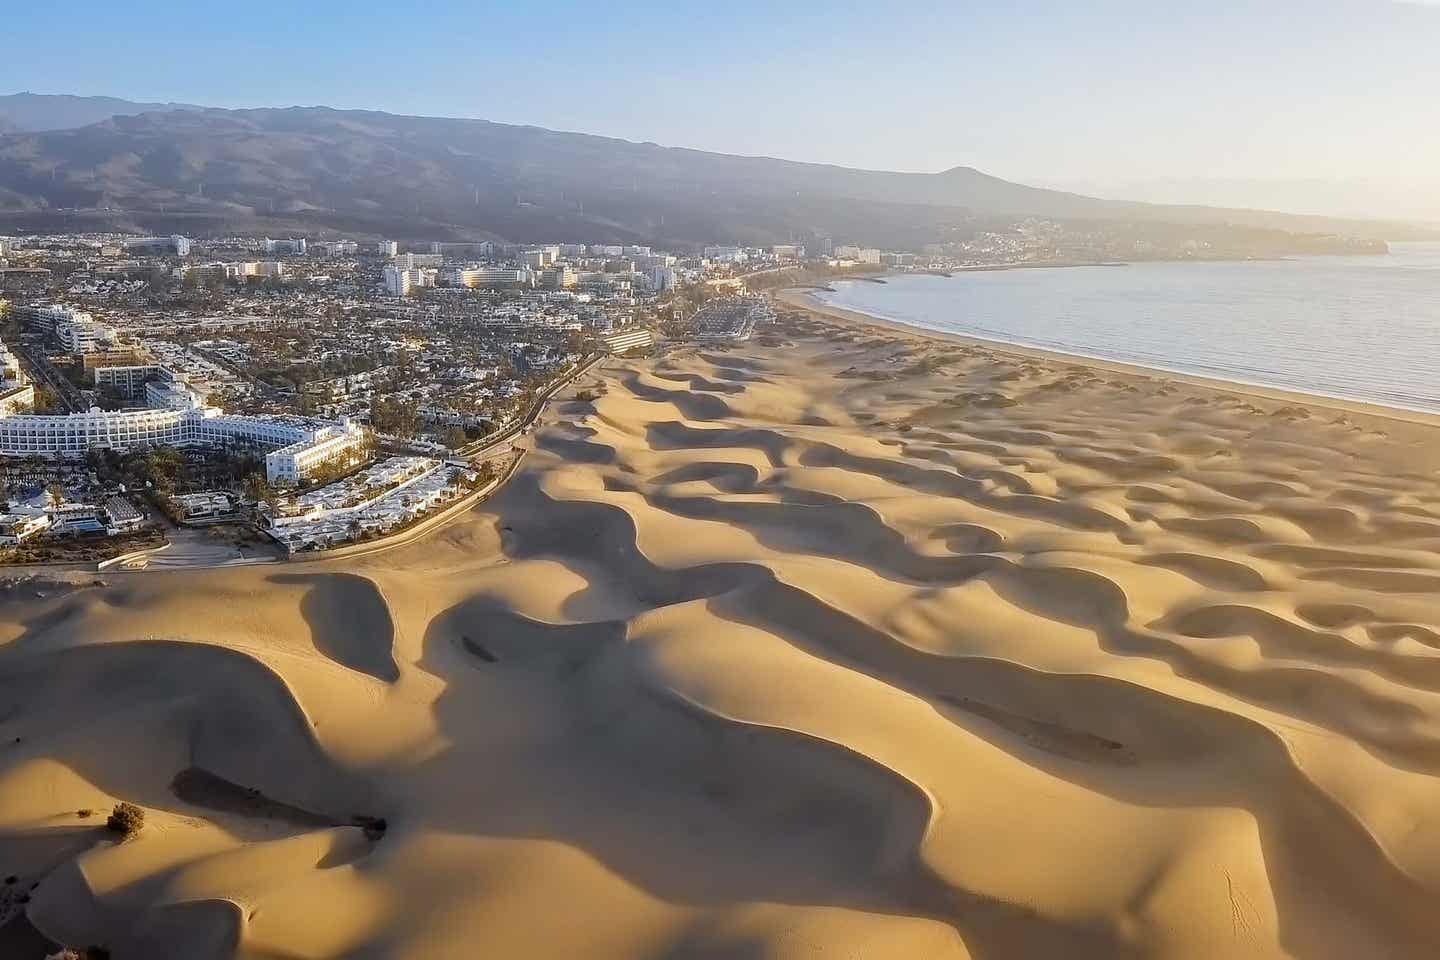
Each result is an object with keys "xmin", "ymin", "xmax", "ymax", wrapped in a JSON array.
[{"xmin": 6, "ymin": 299, "xmax": 1440, "ymax": 958}]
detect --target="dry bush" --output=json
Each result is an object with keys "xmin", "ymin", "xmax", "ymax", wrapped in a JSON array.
[{"xmin": 105, "ymin": 802, "xmax": 144, "ymax": 838}]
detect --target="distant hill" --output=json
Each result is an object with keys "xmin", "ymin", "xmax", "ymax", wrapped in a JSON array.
[
  {"xmin": 0, "ymin": 92, "xmax": 206, "ymax": 133},
  {"xmin": 0, "ymin": 101, "xmax": 1426, "ymax": 246}
]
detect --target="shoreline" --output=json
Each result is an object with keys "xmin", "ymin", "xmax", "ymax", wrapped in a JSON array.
[
  {"xmin": 776, "ymin": 287, "xmax": 1440, "ymax": 432},
  {"xmin": 11, "ymin": 291, "xmax": 1440, "ymax": 956}
]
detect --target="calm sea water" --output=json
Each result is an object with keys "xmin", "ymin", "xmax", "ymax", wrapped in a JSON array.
[{"xmin": 815, "ymin": 242, "xmax": 1440, "ymax": 413}]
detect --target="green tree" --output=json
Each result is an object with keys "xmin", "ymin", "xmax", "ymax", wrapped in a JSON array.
[
  {"xmin": 370, "ymin": 396, "xmax": 419, "ymax": 438},
  {"xmin": 242, "ymin": 472, "xmax": 273, "ymax": 506}
]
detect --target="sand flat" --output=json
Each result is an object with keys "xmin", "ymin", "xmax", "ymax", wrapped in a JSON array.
[{"xmin": 5, "ymin": 301, "xmax": 1440, "ymax": 958}]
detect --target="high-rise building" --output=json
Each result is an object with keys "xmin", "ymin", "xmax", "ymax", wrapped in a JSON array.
[
  {"xmin": 541, "ymin": 266, "xmax": 577, "ymax": 289},
  {"xmin": 383, "ymin": 265, "xmax": 436, "ymax": 296},
  {"xmin": 703, "ymin": 245, "xmax": 745, "ymax": 262},
  {"xmin": 122, "ymin": 235, "xmax": 191, "ymax": 257},
  {"xmin": 57, "ymin": 315, "xmax": 118, "ymax": 354},
  {"xmin": 834, "ymin": 245, "xmax": 881, "ymax": 263},
  {"xmin": 392, "ymin": 253, "xmax": 442, "ymax": 270},
  {"xmin": 13, "ymin": 304, "xmax": 116, "ymax": 354},
  {"xmin": 376, "ymin": 240, "xmax": 399, "ymax": 257},
  {"xmin": 631, "ymin": 253, "xmax": 674, "ymax": 271},
  {"xmin": 263, "ymin": 237, "xmax": 308, "ymax": 255},
  {"xmin": 429, "ymin": 241, "xmax": 495, "ymax": 258},
  {"xmin": 448, "ymin": 268, "xmax": 533, "ymax": 289},
  {"xmin": 312, "ymin": 240, "xmax": 358, "ymax": 257},
  {"xmin": 383, "ymin": 265, "xmax": 411, "ymax": 296}
]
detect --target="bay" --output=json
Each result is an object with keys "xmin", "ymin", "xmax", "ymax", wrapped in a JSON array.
[{"xmin": 814, "ymin": 242, "xmax": 1440, "ymax": 413}]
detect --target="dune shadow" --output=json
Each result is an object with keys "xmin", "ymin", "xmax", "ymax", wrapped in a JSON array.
[
  {"xmin": 0, "ymin": 912, "xmax": 62, "ymax": 958},
  {"xmin": 432, "ymin": 594, "xmax": 625, "ymax": 674},
  {"xmin": 114, "ymin": 897, "xmax": 242, "ymax": 960},
  {"xmin": 404, "ymin": 483, "xmax": 1136, "ymax": 957},
  {"xmin": 270, "ymin": 573, "xmax": 399, "ymax": 683},
  {"xmin": 0, "ymin": 639, "xmax": 379, "ymax": 824},
  {"xmin": 710, "ymin": 576, "xmax": 1440, "ymax": 958}
]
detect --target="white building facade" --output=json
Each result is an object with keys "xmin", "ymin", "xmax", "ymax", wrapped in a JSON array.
[
  {"xmin": 263, "ymin": 419, "xmax": 369, "ymax": 485},
  {"xmin": 0, "ymin": 404, "xmax": 368, "ymax": 483}
]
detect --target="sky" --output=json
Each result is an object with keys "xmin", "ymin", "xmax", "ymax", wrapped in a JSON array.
[{"xmin": 2, "ymin": 0, "xmax": 1437, "ymax": 219}]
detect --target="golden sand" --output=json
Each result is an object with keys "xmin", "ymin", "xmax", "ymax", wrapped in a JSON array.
[{"xmin": 5, "ymin": 300, "xmax": 1440, "ymax": 958}]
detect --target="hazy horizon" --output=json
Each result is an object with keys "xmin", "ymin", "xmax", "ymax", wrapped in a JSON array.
[
  {"xmin": 3, "ymin": 0, "xmax": 1438, "ymax": 223},
  {"xmin": 1038, "ymin": 177, "xmax": 1440, "ymax": 225}
]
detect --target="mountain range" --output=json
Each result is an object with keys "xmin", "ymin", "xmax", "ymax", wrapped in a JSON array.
[
  {"xmin": 0, "ymin": 93, "xmax": 1427, "ymax": 247},
  {"xmin": 0, "ymin": 92, "xmax": 205, "ymax": 134}
]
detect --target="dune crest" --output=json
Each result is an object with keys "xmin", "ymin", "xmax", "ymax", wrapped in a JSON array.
[{"xmin": 6, "ymin": 305, "xmax": 1440, "ymax": 958}]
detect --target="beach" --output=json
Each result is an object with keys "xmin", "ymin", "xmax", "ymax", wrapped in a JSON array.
[
  {"xmin": 803, "ymin": 245, "xmax": 1440, "ymax": 417},
  {"xmin": 6, "ymin": 297, "xmax": 1440, "ymax": 958}
]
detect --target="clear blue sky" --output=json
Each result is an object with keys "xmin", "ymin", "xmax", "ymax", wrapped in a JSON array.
[{"xmin": 2, "ymin": 0, "xmax": 1436, "ymax": 193}]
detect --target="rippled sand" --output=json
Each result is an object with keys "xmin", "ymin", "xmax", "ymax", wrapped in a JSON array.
[{"xmin": 5, "ymin": 303, "xmax": 1440, "ymax": 959}]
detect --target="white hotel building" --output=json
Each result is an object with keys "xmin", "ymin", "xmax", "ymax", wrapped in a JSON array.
[
  {"xmin": 0, "ymin": 340, "xmax": 34, "ymax": 416},
  {"xmin": 95, "ymin": 363, "xmax": 166, "ymax": 400},
  {"xmin": 13, "ymin": 304, "xmax": 118, "ymax": 355},
  {"xmin": 58, "ymin": 316, "xmax": 118, "ymax": 354},
  {"xmin": 0, "ymin": 339, "xmax": 368, "ymax": 484},
  {"xmin": 264, "ymin": 422, "xmax": 369, "ymax": 484},
  {"xmin": 449, "ymin": 267, "xmax": 533, "ymax": 289},
  {"xmin": 383, "ymin": 265, "xmax": 438, "ymax": 296}
]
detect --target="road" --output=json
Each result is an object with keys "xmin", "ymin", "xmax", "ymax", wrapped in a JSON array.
[
  {"xmin": 456, "ymin": 353, "xmax": 605, "ymax": 459},
  {"xmin": 11, "ymin": 340, "xmax": 84, "ymax": 412},
  {"xmin": 94, "ymin": 357, "xmax": 607, "ymax": 572}
]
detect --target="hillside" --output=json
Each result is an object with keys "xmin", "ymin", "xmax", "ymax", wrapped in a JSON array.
[{"xmin": 0, "ymin": 103, "xmax": 1424, "ymax": 246}]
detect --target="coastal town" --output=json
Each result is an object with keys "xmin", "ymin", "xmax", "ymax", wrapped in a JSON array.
[
  {"xmin": 0, "ymin": 231, "xmax": 805, "ymax": 564},
  {"xmin": 0, "ymin": 213, "xmax": 1392, "ymax": 568},
  {"xmin": 2, "ymin": 8, "xmax": 1435, "ymax": 957}
]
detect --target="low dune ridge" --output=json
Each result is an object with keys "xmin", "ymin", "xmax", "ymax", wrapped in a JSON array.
[{"xmin": 6, "ymin": 301, "xmax": 1440, "ymax": 958}]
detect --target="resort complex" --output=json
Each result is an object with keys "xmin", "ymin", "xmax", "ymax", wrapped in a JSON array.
[
  {"xmin": 0, "ymin": 226, "xmax": 863, "ymax": 568},
  {"xmin": 0, "ymin": 335, "xmax": 369, "ymax": 484},
  {"xmin": 690, "ymin": 295, "xmax": 772, "ymax": 341}
]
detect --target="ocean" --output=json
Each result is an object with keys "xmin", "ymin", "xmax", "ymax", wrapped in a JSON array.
[{"xmin": 814, "ymin": 242, "xmax": 1440, "ymax": 413}]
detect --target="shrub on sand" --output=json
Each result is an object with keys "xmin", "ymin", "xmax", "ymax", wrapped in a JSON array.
[{"xmin": 105, "ymin": 802, "xmax": 144, "ymax": 838}]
